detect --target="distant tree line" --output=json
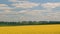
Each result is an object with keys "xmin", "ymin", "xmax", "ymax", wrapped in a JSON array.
[{"xmin": 0, "ymin": 21, "xmax": 60, "ymax": 26}]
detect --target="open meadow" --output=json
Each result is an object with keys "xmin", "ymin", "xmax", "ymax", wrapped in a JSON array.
[{"xmin": 0, "ymin": 24, "xmax": 60, "ymax": 34}]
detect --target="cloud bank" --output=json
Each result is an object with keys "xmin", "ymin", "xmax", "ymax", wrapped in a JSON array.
[
  {"xmin": 0, "ymin": 0, "xmax": 60, "ymax": 21},
  {"xmin": 41, "ymin": 2, "xmax": 60, "ymax": 8}
]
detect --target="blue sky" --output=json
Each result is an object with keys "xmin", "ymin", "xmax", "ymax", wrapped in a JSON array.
[{"xmin": 0, "ymin": 0, "xmax": 60, "ymax": 22}]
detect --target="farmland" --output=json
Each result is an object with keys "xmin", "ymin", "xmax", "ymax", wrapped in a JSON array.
[{"xmin": 0, "ymin": 24, "xmax": 60, "ymax": 34}]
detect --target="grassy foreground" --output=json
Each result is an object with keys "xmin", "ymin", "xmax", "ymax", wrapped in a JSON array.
[{"xmin": 0, "ymin": 24, "xmax": 60, "ymax": 34}]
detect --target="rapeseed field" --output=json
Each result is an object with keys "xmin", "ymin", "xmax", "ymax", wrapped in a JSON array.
[{"xmin": 0, "ymin": 24, "xmax": 60, "ymax": 34}]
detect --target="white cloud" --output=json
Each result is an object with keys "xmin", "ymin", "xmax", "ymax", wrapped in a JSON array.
[
  {"xmin": 0, "ymin": 8, "xmax": 60, "ymax": 21},
  {"xmin": 21, "ymin": 10, "xmax": 45, "ymax": 15},
  {"xmin": 0, "ymin": 4, "xmax": 14, "ymax": 15},
  {"xmin": 0, "ymin": 4, "xmax": 8, "ymax": 7},
  {"xmin": 0, "ymin": 4, "xmax": 13, "ymax": 10},
  {"xmin": 11, "ymin": 1, "xmax": 40, "ymax": 8},
  {"xmin": 19, "ymin": 9, "xmax": 60, "ymax": 21},
  {"xmin": 17, "ymin": 9, "xmax": 30, "ymax": 14},
  {"xmin": 0, "ymin": 7, "xmax": 13, "ymax": 10},
  {"xmin": 8, "ymin": 0, "xmax": 17, "ymax": 2},
  {"xmin": 41, "ymin": 3, "xmax": 60, "ymax": 8},
  {"xmin": 8, "ymin": 0, "xmax": 28, "ymax": 2}
]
